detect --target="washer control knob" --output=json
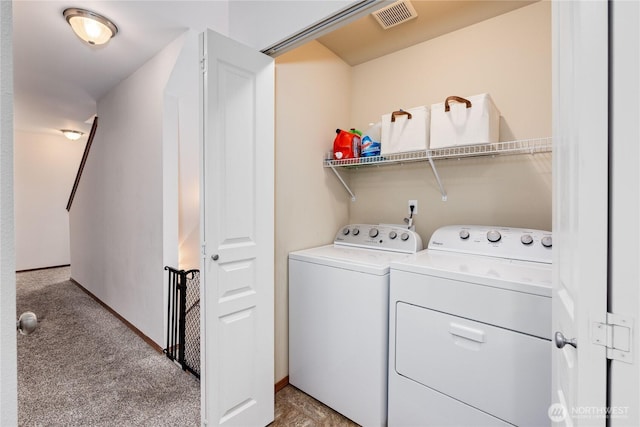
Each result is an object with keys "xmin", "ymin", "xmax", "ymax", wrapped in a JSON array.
[
  {"xmin": 401, "ymin": 232, "xmax": 410, "ymax": 241},
  {"xmin": 352, "ymin": 228, "xmax": 360, "ymax": 236},
  {"xmin": 459, "ymin": 229, "xmax": 470, "ymax": 240},
  {"xmin": 521, "ymin": 234, "xmax": 534, "ymax": 245},
  {"xmin": 342, "ymin": 227, "xmax": 350, "ymax": 236},
  {"xmin": 487, "ymin": 230, "xmax": 502, "ymax": 243},
  {"xmin": 389, "ymin": 231, "xmax": 397, "ymax": 240},
  {"xmin": 369, "ymin": 228, "xmax": 379, "ymax": 238},
  {"xmin": 541, "ymin": 235, "xmax": 553, "ymax": 248}
]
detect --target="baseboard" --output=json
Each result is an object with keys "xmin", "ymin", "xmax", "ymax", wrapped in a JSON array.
[
  {"xmin": 275, "ymin": 376, "xmax": 289, "ymax": 393},
  {"xmin": 69, "ymin": 278, "xmax": 163, "ymax": 354},
  {"xmin": 16, "ymin": 264, "xmax": 71, "ymax": 273}
]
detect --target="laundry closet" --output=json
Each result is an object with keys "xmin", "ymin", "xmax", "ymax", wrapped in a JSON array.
[{"xmin": 274, "ymin": 0, "xmax": 551, "ymax": 387}]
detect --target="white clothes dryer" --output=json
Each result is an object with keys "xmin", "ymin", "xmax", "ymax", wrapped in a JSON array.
[
  {"xmin": 289, "ymin": 224, "xmax": 423, "ymax": 427},
  {"xmin": 388, "ymin": 225, "xmax": 553, "ymax": 427}
]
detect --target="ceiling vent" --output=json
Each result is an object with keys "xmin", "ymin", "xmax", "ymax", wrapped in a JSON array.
[{"xmin": 372, "ymin": 0, "xmax": 418, "ymax": 30}]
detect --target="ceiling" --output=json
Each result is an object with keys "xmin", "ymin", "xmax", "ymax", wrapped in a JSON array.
[
  {"xmin": 317, "ymin": 0, "xmax": 536, "ymax": 66},
  {"xmin": 12, "ymin": 0, "xmax": 536, "ymax": 140},
  {"xmin": 12, "ymin": 0, "xmax": 227, "ymax": 137}
]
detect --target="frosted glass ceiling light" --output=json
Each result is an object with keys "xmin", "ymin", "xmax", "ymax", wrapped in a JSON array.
[
  {"xmin": 63, "ymin": 8, "xmax": 118, "ymax": 46},
  {"xmin": 61, "ymin": 129, "xmax": 84, "ymax": 141}
]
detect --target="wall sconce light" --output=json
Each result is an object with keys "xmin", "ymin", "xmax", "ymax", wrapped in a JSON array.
[
  {"xmin": 63, "ymin": 8, "xmax": 118, "ymax": 46},
  {"xmin": 61, "ymin": 129, "xmax": 84, "ymax": 141}
]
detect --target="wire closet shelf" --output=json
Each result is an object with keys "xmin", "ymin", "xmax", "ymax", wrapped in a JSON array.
[
  {"xmin": 323, "ymin": 137, "xmax": 552, "ymax": 168},
  {"xmin": 323, "ymin": 137, "xmax": 552, "ymax": 202}
]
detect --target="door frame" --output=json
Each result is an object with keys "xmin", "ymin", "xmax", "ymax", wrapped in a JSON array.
[
  {"xmin": 0, "ymin": 1, "xmax": 17, "ymax": 424},
  {"xmin": 609, "ymin": 0, "xmax": 640, "ymax": 423}
]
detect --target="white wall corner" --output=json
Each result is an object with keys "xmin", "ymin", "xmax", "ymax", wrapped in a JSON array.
[
  {"xmin": 164, "ymin": 30, "xmax": 200, "ymax": 272},
  {"xmin": 69, "ymin": 31, "xmax": 189, "ymax": 347}
]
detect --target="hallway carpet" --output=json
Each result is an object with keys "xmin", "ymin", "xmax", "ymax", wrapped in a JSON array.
[
  {"xmin": 17, "ymin": 267, "xmax": 359, "ymax": 426},
  {"xmin": 16, "ymin": 267, "xmax": 200, "ymax": 426}
]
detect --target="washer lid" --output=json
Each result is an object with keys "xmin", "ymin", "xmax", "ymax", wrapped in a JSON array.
[
  {"xmin": 391, "ymin": 250, "xmax": 552, "ymax": 297},
  {"xmin": 289, "ymin": 244, "xmax": 415, "ymax": 276}
]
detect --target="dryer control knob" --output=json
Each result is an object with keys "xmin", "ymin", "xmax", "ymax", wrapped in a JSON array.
[
  {"xmin": 342, "ymin": 227, "xmax": 350, "ymax": 236},
  {"xmin": 369, "ymin": 228, "xmax": 379, "ymax": 238},
  {"xmin": 487, "ymin": 230, "xmax": 502, "ymax": 243},
  {"xmin": 401, "ymin": 232, "xmax": 410, "ymax": 241},
  {"xmin": 352, "ymin": 228, "xmax": 360, "ymax": 236},
  {"xmin": 521, "ymin": 234, "xmax": 534, "ymax": 245},
  {"xmin": 459, "ymin": 229, "xmax": 470, "ymax": 240},
  {"xmin": 541, "ymin": 235, "xmax": 553, "ymax": 248},
  {"xmin": 389, "ymin": 231, "xmax": 397, "ymax": 239}
]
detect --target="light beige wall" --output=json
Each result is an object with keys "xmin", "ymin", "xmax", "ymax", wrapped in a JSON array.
[
  {"xmin": 274, "ymin": 40, "xmax": 351, "ymax": 382},
  {"xmin": 350, "ymin": 1, "xmax": 551, "ymax": 139},
  {"xmin": 274, "ymin": 1, "xmax": 552, "ymax": 381},
  {"xmin": 348, "ymin": 1, "xmax": 552, "ymax": 241}
]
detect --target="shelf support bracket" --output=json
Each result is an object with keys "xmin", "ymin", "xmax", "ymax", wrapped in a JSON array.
[
  {"xmin": 427, "ymin": 155, "xmax": 448, "ymax": 201},
  {"xmin": 328, "ymin": 163, "xmax": 356, "ymax": 202}
]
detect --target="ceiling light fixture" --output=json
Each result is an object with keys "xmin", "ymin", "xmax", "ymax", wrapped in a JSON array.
[
  {"xmin": 61, "ymin": 129, "xmax": 84, "ymax": 141},
  {"xmin": 63, "ymin": 8, "xmax": 118, "ymax": 46}
]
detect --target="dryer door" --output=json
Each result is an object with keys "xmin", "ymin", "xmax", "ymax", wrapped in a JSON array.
[{"xmin": 395, "ymin": 302, "xmax": 551, "ymax": 426}]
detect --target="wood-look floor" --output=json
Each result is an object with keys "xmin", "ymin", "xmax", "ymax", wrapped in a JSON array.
[{"xmin": 272, "ymin": 385, "xmax": 359, "ymax": 427}]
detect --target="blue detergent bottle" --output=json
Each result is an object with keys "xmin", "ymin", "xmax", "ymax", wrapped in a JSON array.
[{"xmin": 360, "ymin": 122, "xmax": 381, "ymax": 157}]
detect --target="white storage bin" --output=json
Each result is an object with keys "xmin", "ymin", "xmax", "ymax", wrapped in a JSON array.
[
  {"xmin": 430, "ymin": 94, "xmax": 500, "ymax": 149},
  {"xmin": 381, "ymin": 106, "xmax": 430, "ymax": 155}
]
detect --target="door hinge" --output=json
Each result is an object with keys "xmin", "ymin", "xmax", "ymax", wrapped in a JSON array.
[
  {"xmin": 201, "ymin": 243, "xmax": 207, "ymax": 258},
  {"xmin": 200, "ymin": 56, "xmax": 207, "ymax": 73},
  {"xmin": 591, "ymin": 313, "xmax": 633, "ymax": 363}
]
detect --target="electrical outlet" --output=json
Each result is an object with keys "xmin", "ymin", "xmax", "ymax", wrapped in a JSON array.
[{"xmin": 408, "ymin": 200, "xmax": 418, "ymax": 215}]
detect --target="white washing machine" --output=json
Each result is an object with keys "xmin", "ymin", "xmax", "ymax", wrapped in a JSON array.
[
  {"xmin": 289, "ymin": 224, "xmax": 423, "ymax": 427},
  {"xmin": 388, "ymin": 225, "xmax": 553, "ymax": 427}
]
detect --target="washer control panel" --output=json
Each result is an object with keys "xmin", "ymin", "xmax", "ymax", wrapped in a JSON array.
[
  {"xmin": 335, "ymin": 224, "xmax": 423, "ymax": 253},
  {"xmin": 429, "ymin": 225, "xmax": 552, "ymax": 264}
]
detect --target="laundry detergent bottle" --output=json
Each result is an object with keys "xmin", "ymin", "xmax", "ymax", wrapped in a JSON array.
[{"xmin": 333, "ymin": 129, "xmax": 361, "ymax": 160}]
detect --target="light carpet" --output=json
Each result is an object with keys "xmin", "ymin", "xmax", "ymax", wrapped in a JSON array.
[{"xmin": 16, "ymin": 267, "xmax": 200, "ymax": 426}]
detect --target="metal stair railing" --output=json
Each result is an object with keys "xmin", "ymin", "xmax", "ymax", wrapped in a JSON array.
[{"xmin": 66, "ymin": 116, "xmax": 98, "ymax": 211}]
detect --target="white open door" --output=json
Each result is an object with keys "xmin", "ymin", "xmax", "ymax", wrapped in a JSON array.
[
  {"xmin": 199, "ymin": 30, "xmax": 275, "ymax": 426},
  {"xmin": 551, "ymin": 1, "xmax": 608, "ymax": 425},
  {"xmin": 0, "ymin": 1, "xmax": 17, "ymax": 424}
]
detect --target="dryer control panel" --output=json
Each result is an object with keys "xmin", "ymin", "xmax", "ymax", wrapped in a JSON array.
[
  {"xmin": 335, "ymin": 224, "xmax": 423, "ymax": 254},
  {"xmin": 428, "ymin": 225, "xmax": 552, "ymax": 264}
]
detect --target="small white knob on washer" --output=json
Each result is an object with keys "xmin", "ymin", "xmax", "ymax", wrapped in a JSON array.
[
  {"xmin": 401, "ymin": 232, "xmax": 410, "ymax": 241},
  {"xmin": 352, "ymin": 228, "xmax": 360, "ymax": 236},
  {"xmin": 369, "ymin": 228, "xmax": 379, "ymax": 238},
  {"xmin": 521, "ymin": 234, "xmax": 533, "ymax": 245},
  {"xmin": 487, "ymin": 230, "xmax": 502, "ymax": 243},
  {"xmin": 389, "ymin": 231, "xmax": 397, "ymax": 239},
  {"xmin": 342, "ymin": 227, "xmax": 350, "ymax": 236},
  {"xmin": 541, "ymin": 235, "xmax": 553, "ymax": 248},
  {"xmin": 459, "ymin": 230, "xmax": 470, "ymax": 240}
]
